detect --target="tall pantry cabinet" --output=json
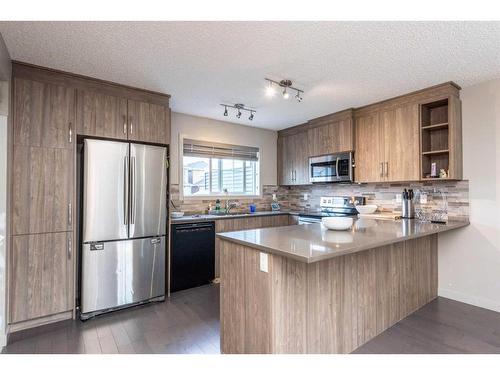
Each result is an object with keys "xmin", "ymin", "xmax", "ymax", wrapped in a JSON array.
[{"xmin": 8, "ymin": 62, "xmax": 171, "ymax": 333}]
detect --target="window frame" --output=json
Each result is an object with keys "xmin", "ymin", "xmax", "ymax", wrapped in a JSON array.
[{"xmin": 179, "ymin": 134, "xmax": 262, "ymax": 200}]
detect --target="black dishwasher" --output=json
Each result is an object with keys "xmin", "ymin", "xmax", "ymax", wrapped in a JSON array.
[{"xmin": 170, "ymin": 221, "xmax": 215, "ymax": 292}]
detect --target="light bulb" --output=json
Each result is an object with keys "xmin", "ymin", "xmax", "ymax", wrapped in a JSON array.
[
  {"xmin": 265, "ymin": 82, "xmax": 276, "ymax": 97},
  {"xmin": 283, "ymin": 88, "xmax": 290, "ymax": 100},
  {"xmin": 223, "ymin": 106, "xmax": 228, "ymax": 116},
  {"xmin": 236, "ymin": 110, "xmax": 242, "ymax": 119},
  {"xmin": 249, "ymin": 112, "xmax": 254, "ymax": 121},
  {"xmin": 295, "ymin": 92, "xmax": 303, "ymax": 102}
]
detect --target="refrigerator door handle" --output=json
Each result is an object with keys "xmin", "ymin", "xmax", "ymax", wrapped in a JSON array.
[
  {"xmin": 131, "ymin": 156, "xmax": 136, "ymax": 225},
  {"xmin": 124, "ymin": 156, "xmax": 129, "ymax": 226}
]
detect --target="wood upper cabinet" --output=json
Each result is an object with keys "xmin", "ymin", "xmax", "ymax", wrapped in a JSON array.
[
  {"xmin": 76, "ymin": 90, "xmax": 128, "ymax": 140},
  {"xmin": 11, "ymin": 146, "xmax": 74, "ymax": 235},
  {"xmin": 355, "ymin": 103, "xmax": 420, "ymax": 183},
  {"xmin": 9, "ymin": 232, "xmax": 73, "ymax": 323},
  {"xmin": 278, "ymin": 131, "xmax": 309, "ymax": 185},
  {"xmin": 307, "ymin": 117, "xmax": 353, "ymax": 157},
  {"xmin": 14, "ymin": 78, "xmax": 75, "ymax": 149},
  {"xmin": 382, "ymin": 102, "xmax": 420, "ymax": 181},
  {"xmin": 127, "ymin": 99, "xmax": 170, "ymax": 144},
  {"xmin": 354, "ymin": 112, "xmax": 384, "ymax": 183}
]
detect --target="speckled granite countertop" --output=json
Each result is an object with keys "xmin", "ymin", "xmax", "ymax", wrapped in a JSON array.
[
  {"xmin": 170, "ymin": 210, "xmax": 293, "ymax": 224},
  {"xmin": 216, "ymin": 218, "xmax": 469, "ymax": 263}
]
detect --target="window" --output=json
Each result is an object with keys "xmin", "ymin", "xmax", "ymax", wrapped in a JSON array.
[{"xmin": 182, "ymin": 139, "xmax": 260, "ymax": 197}]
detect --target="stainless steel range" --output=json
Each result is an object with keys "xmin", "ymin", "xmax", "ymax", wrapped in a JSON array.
[{"xmin": 298, "ymin": 196, "xmax": 365, "ymax": 224}]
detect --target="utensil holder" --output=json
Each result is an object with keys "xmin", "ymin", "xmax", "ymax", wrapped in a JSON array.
[{"xmin": 402, "ymin": 199, "xmax": 415, "ymax": 219}]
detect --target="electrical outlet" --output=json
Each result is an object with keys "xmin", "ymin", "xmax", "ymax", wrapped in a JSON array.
[
  {"xmin": 272, "ymin": 193, "xmax": 277, "ymax": 201},
  {"xmin": 396, "ymin": 194, "xmax": 402, "ymax": 203},
  {"xmin": 304, "ymin": 193, "xmax": 308, "ymax": 201},
  {"xmin": 420, "ymin": 193, "xmax": 428, "ymax": 204},
  {"xmin": 259, "ymin": 252, "xmax": 268, "ymax": 273}
]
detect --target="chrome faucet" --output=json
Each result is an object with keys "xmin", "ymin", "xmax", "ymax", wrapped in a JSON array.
[{"xmin": 225, "ymin": 200, "xmax": 238, "ymax": 214}]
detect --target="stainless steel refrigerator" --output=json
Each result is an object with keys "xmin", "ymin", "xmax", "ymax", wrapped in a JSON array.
[{"xmin": 81, "ymin": 139, "xmax": 167, "ymax": 320}]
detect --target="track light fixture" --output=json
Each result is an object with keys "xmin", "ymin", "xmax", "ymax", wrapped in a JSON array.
[
  {"xmin": 220, "ymin": 103, "xmax": 256, "ymax": 121},
  {"xmin": 265, "ymin": 78, "xmax": 304, "ymax": 102}
]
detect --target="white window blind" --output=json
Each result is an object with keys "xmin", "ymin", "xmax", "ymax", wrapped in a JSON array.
[{"xmin": 183, "ymin": 139, "xmax": 259, "ymax": 161}]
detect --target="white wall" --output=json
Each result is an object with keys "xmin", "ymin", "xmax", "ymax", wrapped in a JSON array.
[
  {"xmin": 170, "ymin": 111, "xmax": 278, "ymax": 189},
  {"xmin": 0, "ymin": 33, "xmax": 10, "ymax": 348},
  {"xmin": 438, "ymin": 78, "xmax": 500, "ymax": 312}
]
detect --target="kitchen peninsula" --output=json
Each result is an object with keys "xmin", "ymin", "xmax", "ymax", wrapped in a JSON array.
[{"xmin": 217, "ymin": 219, "xmax": 468, "ymax": 354}]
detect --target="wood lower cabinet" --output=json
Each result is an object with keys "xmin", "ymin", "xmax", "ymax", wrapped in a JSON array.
[
  {"xmin": 278, "ymin": 131, "xmax": 309, "ymax": 185},
  {"xmin": 76, "ymin": 90, "xmax": 128, "ymax": 140},
  {"xmin": 9, "ymin": 232, "xmax": 73, "ymax": 324},
  {"xmin": 214, "ymin": 215, "xmax": 291, "ymax": 278},
  {"xmin": 13, "ymin": 78, "xmax": 75, "ymax": 149},
  {"xmin": 127, "ymin": 99, "xmax": 170, "ymax": 144},
  {"xmin": 11, "ymin": 146, "xmax": 73, "ymax": 235}
]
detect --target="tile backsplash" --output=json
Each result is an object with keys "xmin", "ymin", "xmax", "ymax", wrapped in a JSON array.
[{"xmin": 170, "ymin": 180, "xmax": 469, "ymax": 221}]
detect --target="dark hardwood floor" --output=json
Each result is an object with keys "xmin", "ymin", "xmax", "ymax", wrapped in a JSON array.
[
  {"xmin": 354, "ymin": 297, "xmax": 500, "ymax": 354},
  {"xmin": 2, "ymin": 284, "xmax": 220, "ymax": 354},
  {"xmin": 2, "ymin": 285, "xmax": 500, "ymax": 354}
]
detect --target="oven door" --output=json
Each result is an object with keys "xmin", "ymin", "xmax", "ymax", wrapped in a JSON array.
[{"xmin": 309, "ymin": 152, "xmax": 353, "ymax": 183}]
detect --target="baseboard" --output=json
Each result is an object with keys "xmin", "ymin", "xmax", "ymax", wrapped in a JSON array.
[{"xmin": 438, "ymin": 288, "xmax": 500, "ymax": 313}]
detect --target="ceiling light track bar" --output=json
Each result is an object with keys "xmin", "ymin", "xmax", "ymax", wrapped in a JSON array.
[
  {"xmin": 220, "ymin": 103, "xmax": 256, "ymax": 121},
  {"xmin": 265, "ymin": 78, "xmax": 304, "ymax": 94}
]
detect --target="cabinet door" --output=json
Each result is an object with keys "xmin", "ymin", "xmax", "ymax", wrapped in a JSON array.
[
  {"xmin": 278, "ymin": 136, "xmax": 294, "ymax": 185},
  {"xmin": 127, "ymin": 100, "xmax": 170, "ymax": 144},
  {"xmin": 76, "ymin": 90, "xmax": 128, "ymax": 139},
  {"xmin": 14, "ymin": 78, "xmax": 75, "ymax": 149},
  {"xmin": 12, "ymin": 146, "xmax": 73, "ymax": 235},
  {"xmin": 9, "ymin": 232, "xmax": 73, "ymax": 323},
  {"xmin": 383, "ymin": 103, "xmax": 420, "ymax": 181},
  {"xmin": 292, "ymin": 132, "xmax": 310, "ymax": 185},
  {"xmin": 308, "ymin": 119, "xmax": 353, "ymax": 157},
  {"xmin": 355, "ymin": 112, "xmax": 384, "ymax": 183}
]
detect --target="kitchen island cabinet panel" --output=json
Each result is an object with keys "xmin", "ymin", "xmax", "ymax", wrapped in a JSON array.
[{"xmin": 219, "ymin": 234, "xmax": 439, "ymax": 354}]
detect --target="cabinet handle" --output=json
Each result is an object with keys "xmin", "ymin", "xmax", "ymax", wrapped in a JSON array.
[
  {"xmin": 291, "ymin": 170, "xmax": 294, "ymax": 182},
  {"xmin": 385, "ymin": 162, "xmax": 389, "ymax": 177},
  {"xmin": 123, "ymin": 116, "xmax": 127, "ymax": 134},
  {"xmin": 130, "ymin": 116, "xmax": 133, "ymax": 135},
  {"xmin": 68, "ymin": 122, "xmax": 73, "ymax": 143},
  {"xmin": 380, "ymin": 162, "xmax": 384, "ymax": 177},
  {"xmin": 68, "ymin": 203, "xmax": 72, "ymax": 227},
  {"xmin": 67, "ymin": 233, "xmax": 72, "ymax": 260}
]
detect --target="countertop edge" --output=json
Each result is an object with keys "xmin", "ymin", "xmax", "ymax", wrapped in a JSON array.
[
  {"xmin": 170, "ymin": 211, "xmax": 293, "ymax": 224},
  {"xmin": 217, "ymin": 220, "xmax": 470, "ymax": 263}
]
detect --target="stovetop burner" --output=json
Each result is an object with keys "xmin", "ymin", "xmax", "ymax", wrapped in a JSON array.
[{"xmin": 298, "ymin": 196, "xmax": 365, "ymax": 221}]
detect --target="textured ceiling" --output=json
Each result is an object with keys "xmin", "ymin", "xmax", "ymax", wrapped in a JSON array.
[{"xmin": 1, "ymin": 21, "xmax": 499, "ymax": 130}]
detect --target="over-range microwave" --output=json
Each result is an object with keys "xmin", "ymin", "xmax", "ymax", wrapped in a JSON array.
[{"xmin": 309, "ymin": 152, "xmax": 354, "ymax": 183}]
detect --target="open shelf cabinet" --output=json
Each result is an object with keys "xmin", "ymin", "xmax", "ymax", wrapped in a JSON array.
[{"xmin": 419, "ymin": 96, "xmax": 462, "ymax": 180}]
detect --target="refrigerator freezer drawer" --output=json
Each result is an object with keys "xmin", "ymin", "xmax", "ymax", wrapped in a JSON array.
[{"xmin": 81, "ymin": 237, "xmax": 165, "ymax": 315}]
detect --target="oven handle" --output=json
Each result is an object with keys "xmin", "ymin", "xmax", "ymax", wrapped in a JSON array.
[{"xmin": 336, "ymin": 157, "xmax": 340, "ymax": 179}]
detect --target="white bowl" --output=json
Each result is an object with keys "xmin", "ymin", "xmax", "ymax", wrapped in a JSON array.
[
  {"xmin": 321, "ymin": 217, "xmax": 353, "ymax": 231},
  {"xmin": 356, "ymin": 204, "xmax": 378, "ymax": 214},
  {"xmin": 171, "ymin": 211, "xmax": 185, "ymax": 218}
]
